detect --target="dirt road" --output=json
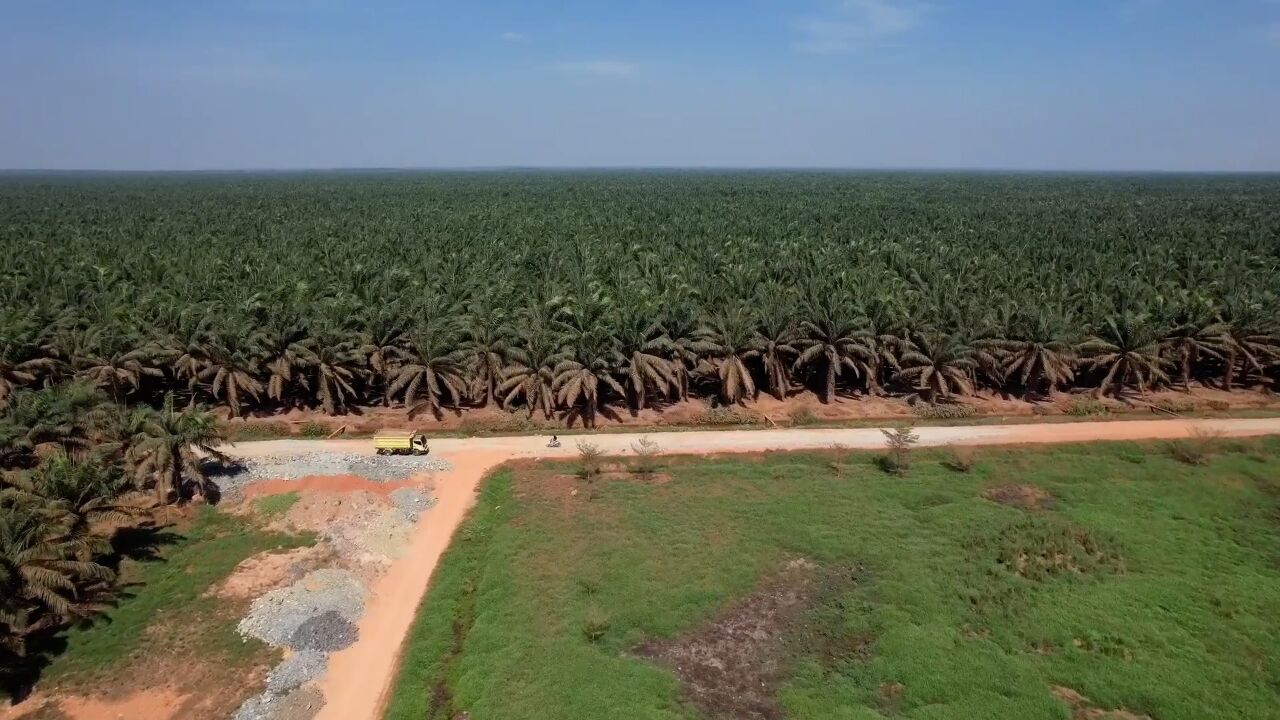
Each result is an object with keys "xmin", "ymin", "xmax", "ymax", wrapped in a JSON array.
[{"xmin": 223, "ymin": 417, "xmax": 1280, "ymax": 720}]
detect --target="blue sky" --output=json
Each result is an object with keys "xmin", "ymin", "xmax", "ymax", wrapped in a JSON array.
[{"xmin": 1, "ymin": 0, "xmax": 1278, "ymax": 170}]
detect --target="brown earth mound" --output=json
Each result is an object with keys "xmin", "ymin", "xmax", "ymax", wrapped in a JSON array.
[
  {"xmin": 634, "ymin": 560, "xmax": 869, "ymax": 720},
  {"xmin": 1051, "ymin": 686, "xmax": 1151, "ymax": 720},
  {"xmin": 983, "ymin": 484, "xmax": 1057, "ymax": 511}
]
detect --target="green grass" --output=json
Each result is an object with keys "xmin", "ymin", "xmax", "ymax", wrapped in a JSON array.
[
  {"xmin": 39, "ymin": 507, "xmax": 313, "ymax": 688},
  {"xmin": 253, "ymin": 491, "xmax": 301, "ymax": 519},
  {"xmin": 386, "ymin": 439, "xmax": 1280, "ymax": 720}
]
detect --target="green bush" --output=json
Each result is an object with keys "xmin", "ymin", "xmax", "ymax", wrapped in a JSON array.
[
  {"xmin": 1151, "ymin": 397, "xmax": 1197, "ymax": 414},
  {"xmin": 225, "ymin": 422, "xmax": 292, "ymax": 441},
  {"xmin": 458, "ymin": 413, "xmax": 545, "ymax": 435},
  {"xmin": 581, "ymin": 605, "xmax": 610, "ymax": 642},
  {"xmin": 789, "ymin": 406, "xmax": 821, "ymax": 426},
  {"xmin": 912, "ymin": 403, "xmax": 978, "ymax": 420},
  {"xmin": 694, "ymin": 406, "xmax": 762, "ymax": 426},
  {"xmin": 1166, "ymin": 429, "xmax": 1223, "ymax": 466},
  {"xmin": 299, "ymin": 421, "xmax": 328, "ymax": 438},
  {"xmin": 1065, "ymin": 398, "xmax": 1111, "ymax": 417}
]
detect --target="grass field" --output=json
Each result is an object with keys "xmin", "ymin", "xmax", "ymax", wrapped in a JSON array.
[
  {"xmin": 386, "ymin": 439, "xmax": 1280, "ymax": 720},
  {"xmin": 28, "ymin": 508, "xmax": 312, "ymax": 694}
]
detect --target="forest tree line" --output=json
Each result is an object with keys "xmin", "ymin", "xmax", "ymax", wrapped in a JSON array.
[{"xmin": 2, "ymin": 173, "xmax": 1278, "ymax": 424}]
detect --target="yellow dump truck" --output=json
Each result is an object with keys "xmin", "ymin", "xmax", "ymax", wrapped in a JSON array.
[{"xmin": 373, "ymin": 430, "xmax": 430, "ymax": 456}]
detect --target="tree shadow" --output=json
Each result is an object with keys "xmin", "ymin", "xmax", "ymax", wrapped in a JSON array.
[{"xmin": 1, "ymin": 524, "xmax": 183, "ymax": 703}]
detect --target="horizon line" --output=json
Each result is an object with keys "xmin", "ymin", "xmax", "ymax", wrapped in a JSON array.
[{"xmin": 3, "ymin": 165, "xmax": 1280, "ymax": 176}]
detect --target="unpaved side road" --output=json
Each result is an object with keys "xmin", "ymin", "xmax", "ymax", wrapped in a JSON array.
[{"xmin": 222, "ymin": 417, "xmax": 1280, "ymax": 720}]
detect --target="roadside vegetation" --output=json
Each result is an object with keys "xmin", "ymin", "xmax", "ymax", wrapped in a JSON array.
[
  {"xmin": 0, "ymin": 381, "xmax": 246, "ymax": 697},
  {"xmin": 1, "ymin": 173, "xmax": 1278, "ymax": 428},
  {"xmin": 386, "ymin": 440, "xmax": 1280, "ymax": 720}
]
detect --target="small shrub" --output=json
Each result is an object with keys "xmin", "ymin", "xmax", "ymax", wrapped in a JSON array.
[
  {"xmin": 577, "ymin": 577, "xmax": 601, "ymax": 596},
  {"xmin": 630, "ymin": 436, "xmax": 661, "ymax": 477},
  {"xmin": 1166, "ymin": 428, "xmax": 1223, "ymax": 466},
  {"xmin": 1118, "ymin": 449, "xmax": 1146, "ymax": 465},
  {"xmin": 880, "ymin": 426, "xmax": 919, "ymax": 477},
  {"xmin": 458, "ymin": 413, "xmax": 544, "ymax": 435},
  {"xmin": 694, "ymin": 406, "xmax": 762, "ymax": 426},
  {"xmin": 913, "ymin": 403, "xmax": 978, "ymax": 420},
  {"xmin": 1065, "ymin": 398, "xmax": 1111, "ymax": 417},
  {"xmin": 582, "ymin": 605, "xmax": 610, "ymax": 642},
  {"xmin": 1151, "ymin": 397, "xmax": 1197, "ymax": 415},
  {"xmin": 577, "ymin": 441, "xmax": 604, "ymax": 483},
  {"xmin": 226, "ymin": 422, "xmax": 291, "ymax": 441},
  {"xmin": 299, "ymin": 421, "xmax": 328, "ymax": 438},
  {"xmin": 789, "ymin": 406, "xmax": 821, "ymax": 426},
  {"xmin": 972, "ymin": 516, "xmax": 1125, "ymax": 582},
  {"xmin": 945, "ymin": 445, "xmax": 977, "ymax": 473}
]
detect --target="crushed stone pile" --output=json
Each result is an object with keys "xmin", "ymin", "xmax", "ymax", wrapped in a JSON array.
[
  {"xmin": 265, "ymin": 650, "xmax": 328, "ymax": 695},
  {"xmin": 389, "ymin": 486, "xmax": 436, "ymax": 521},
  {"xmin": 288, "ymin": 611, "xmax": 359, "ymax": 652},
  {"xmin": 213, "ymin": 452, "xmax": 452, "ymax": 501},
  {"xmin": 238, "ymin": 568, "xmax": 365, "ymax": 649}
]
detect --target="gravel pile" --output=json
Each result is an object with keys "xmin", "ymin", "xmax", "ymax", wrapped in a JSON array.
[
  {"xmin": 265, "ymin": 650, "xmax": 328, "ymax": 695},
  {"xmin": 288, "ymin": 611, "xmax": 358, "ymax": 652},
  {"xmin": 213, "ymin": 452, "xmax": 452, "ymax": 500},
  {"xmin": 389, "ymin": 487, "xmax": 436, "ymax": 520},
  {"xmin": 238, "ymin": 569, "xmax": 365, "ymax": 649}
]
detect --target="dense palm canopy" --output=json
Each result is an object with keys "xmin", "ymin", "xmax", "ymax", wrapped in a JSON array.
[{"xmin": 0, "ymin": 172, "xmax": 1277, "ymax": 421}]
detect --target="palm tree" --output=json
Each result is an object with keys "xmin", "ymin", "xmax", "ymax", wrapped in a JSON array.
[
  {"xmin": 66, "ymin": 330, "xmax": 161, "ymax": 404},
  {"xmin": 192, "ymin": 335, "xmax": 263, "ymax": 419},
  {"xmin": 3, "ymin": 453, "xmax": 138, "ymax": 537},
  {"xmin": 553, "ymin": 336, "xmax": 625, "ymax": 427},
  {"xmin": 998, "ymin": 312, "xmax": 1078, "ymax": 395},
  {"xmin": 499, "ymin": 334, "xmax": 562, "ymax": 419},
  {"xmin": 127, "ymin": 394, "xmax": 226, "ymax": 502},
  {"xmin": 1217, "ymin": 294, "xmax": 1280, "ymax": 391},
  {"xmin": 1078, "ymin": 313, "xmax": 1170, "ymax": 397},
  {"xmin": 612, "ymin": 314, "xmax": 676, "ymax": 413},
  {"xmin": 388, "ymin": 325, "xmax": 468, "ymax": 420},
  {"xmin": 309, "ymin": 336, "xmax": 365, "ymax": 415},
  {"xmin": 753, "ymin": 309, "xmax": 801, "ymax": 402},
  {"xmin": 1158, "ymin": 307, "xmax": 1226, "ymax": 392},
  {"xmin": 256, "ymin": 322, "xmax": 317, "ymax": 407},
  {"xmin": 657, "ymin": 307, "xmax": 711, "ymax": 403},
  {"xmin": 0, "ymin": 316, "xmax": 57, "ymax": 409},
  {"xmin": 461, "ymin": 311, "xmax": 512, "ymax": 408},
  {"xmin": 895, "ymin": 333, "xmax": 979, "ymax": 402},
  {"xmin": 0, "ymin": 505, "xmax": 115, "ymax": 651},
  {"xmin": 0, "ymin": 382, "xmax": 107, "ymax": 466},
  {"xmin": 356, "ymin": 313, "xmax": 408, "ymax": 406},
  {"xmin": 697, "ymin": 310, "xmax": 759, "ymax": 406},
  {"xmin": 792, "ymin": 308, "xmax": 873, "ymax": 404}
]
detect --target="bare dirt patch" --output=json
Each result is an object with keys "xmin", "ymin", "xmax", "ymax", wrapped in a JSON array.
[
  {"xmin": 634, "ymin": 560, "xmax": 868, "ymax": 720},
  {"xmin": 211, "ymin": 545, "xmax": 332, "ymax": 601},
  {"xmin": 983, "ymin": 484, "xmax": 1057, "ymax": 511},
  {"xmin": 242, "ymin": 474, "xmax": 414, "ymax": 501},
  {"xmin": 1051, "ymin": 686, "xmax": 1151, "ymax": 720}
]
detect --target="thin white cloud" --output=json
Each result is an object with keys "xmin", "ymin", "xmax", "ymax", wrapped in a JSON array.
[
  {"xmin": 501, "ymin": 31, "xmax": 527, "ymax": 43},
  {"xmin": 554, "ymin": 60, "xmax": 638, "ymax": 78},
  {"xmin": 794, "ymin": 0, "xmax": 929, "ymax": 55}
]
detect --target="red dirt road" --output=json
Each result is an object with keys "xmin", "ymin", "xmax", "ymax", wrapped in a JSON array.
[{"xmin": 233, "ymin": 417, "xmax": 1280, "ymax": 720}]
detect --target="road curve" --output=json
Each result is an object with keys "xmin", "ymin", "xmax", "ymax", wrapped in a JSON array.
[{"xmin": 220, "ymin": 417, "xmax": 1280, "ymax": 720}]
